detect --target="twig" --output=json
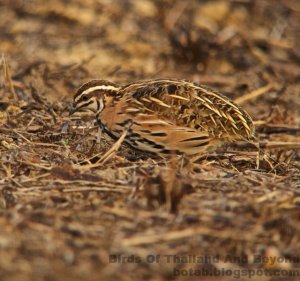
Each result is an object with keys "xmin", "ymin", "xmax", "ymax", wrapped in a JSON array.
[
  {"xmin": 77, "ymin": 129, "xmax": 128, "ymax": 169},
  {"xmin": 13, "ymin": 130, "xmax": 32, "ymax": 143},
  {"xmin": 259, "ymin": 141, "xmax": 300, "ymax": 150},
  {"xmin": 164, "ymin": 1, "xmax": 189, "ymax": 31},
  {"xmin": 19, "ymin": 160, "xmax": 52, "ymax": 170},
  {"xmin": 120, "ymin": 226, "xmax": 255, "ymax": 247},
  {"xmin": 235, "ymin": 84, "xmax": 274, "ymax": 105},
  {"xmin": 256, "ymin": 123, "xmax": 300, "ymax": 134},
  {"xmin": 1, "ymin": 54, "xmax": 18, "ymax": 100},
  {"xmin": 30, "ymin": 142, "xmax": 63, "ymax": 147},
  {"xmin": 62, "ymin": 187, "xmax": 129, "ymax": 193},
  {"xmin": 20, "ymin": 173, "xmax": 51, "ymax": 183}
]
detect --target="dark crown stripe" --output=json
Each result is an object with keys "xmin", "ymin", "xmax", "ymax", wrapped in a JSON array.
[{"xmin": 74, "ymin": 80, "xmax": 120, "ymax": 100}]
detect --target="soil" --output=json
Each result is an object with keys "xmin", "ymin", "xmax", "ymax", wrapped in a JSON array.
[{"xmin": 0, "ymin": 1, "xmax": 300, "ymax": 280}]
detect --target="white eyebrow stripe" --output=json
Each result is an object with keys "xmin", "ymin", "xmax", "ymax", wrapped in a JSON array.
[{"xmin": 81, "ymin": 85, "xmax": 121, "ymax": 96}]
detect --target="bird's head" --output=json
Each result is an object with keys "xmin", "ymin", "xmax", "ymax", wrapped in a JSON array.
[{"xmin": 69, "ymin": 80, "xmax": 121, "ymax": 116}]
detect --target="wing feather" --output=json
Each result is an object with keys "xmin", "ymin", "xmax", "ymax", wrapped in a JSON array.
[
  {"xmin": 120, "ymin": 79, "xmax": 255, "ymax": 141},
  {"xmin": 130, "ymin": 116, "xmax": 214, "ymax": 155}
]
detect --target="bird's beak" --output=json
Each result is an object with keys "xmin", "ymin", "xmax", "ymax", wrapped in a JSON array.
[{"xmin": 69, "ymin": 104, "xmax": 77, "ymax": 116}]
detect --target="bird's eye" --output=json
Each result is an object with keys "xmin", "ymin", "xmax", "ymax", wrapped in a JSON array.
[{"xmin": 82, "ymin": 96, "xmax": 88, "ymax": 101}]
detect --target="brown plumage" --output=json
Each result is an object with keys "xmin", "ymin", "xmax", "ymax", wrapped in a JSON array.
[{"xmin": 70, "ymin": 79, "xmax": 255, "ymax": 156}]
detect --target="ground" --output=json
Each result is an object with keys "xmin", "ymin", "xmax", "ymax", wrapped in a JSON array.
[{"xmin": 0, "ymin": 0, "xmax": 300, "ymax": 280}]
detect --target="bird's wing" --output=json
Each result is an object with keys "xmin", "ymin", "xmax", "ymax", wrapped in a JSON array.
[
  {"xmin": 121, "ymin": 79, "xmax": 255, "ymax": 141},
  {"xmin": 127, "ymin": 113, "xmax": 216, "ymax": 155}
]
